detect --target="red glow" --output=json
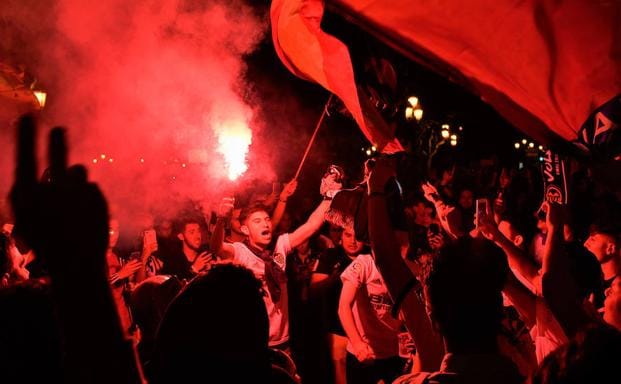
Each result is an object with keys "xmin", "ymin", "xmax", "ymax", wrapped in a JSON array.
[{"xmin": 2, "ymin": 0, "xmax": 270, "ymax": 218}]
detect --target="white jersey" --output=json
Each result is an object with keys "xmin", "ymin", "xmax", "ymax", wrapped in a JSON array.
[
  {"xmin": 232, "ymin": 234, "xmax": 292, "ymax": 346},
  {"xmin": 341, "ymin": 253, "xmax": 402, "ymax": 359}
]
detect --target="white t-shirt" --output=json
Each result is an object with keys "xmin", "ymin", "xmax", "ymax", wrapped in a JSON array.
[
  {"xmin": 232, "ymin": 234, "xmax": 292, "ymax": 347},
  {"xmin": 341, "ymin": 254, "xmax": 402, "ymax": 359},
  {"xmin": 530, "ymin": 298, "xmax": 567, "ymax": 363}
]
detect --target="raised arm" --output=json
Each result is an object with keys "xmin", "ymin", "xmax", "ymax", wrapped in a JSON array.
[
  {"xmin": 210, "ymin": 197, "xmax": 236, "ymax": 260},
  {"xmin": 288, "ymin": 173, "xmax": 340, "ymax": 248},
  {"xmin": 288, "ymin": 199, "xmax": 331, "ymax": 249},
  {"xmin": 478, "ymin": 210, "xmax": 540, "ymax": 288},
  {"xmin": 422, "ymin": 182, "xmax": 464, "ymax": 239},
  {"xmin": 540, "ymin": 202, "xmax": 593, "ymax": 337},
  {"xmin": 10, "ymin": 115, "xmax": 144, "ymax": 383},
  {"xmin": 271, "ymin": 179, "xmax": 297, "ymax": 230},
  {"xmin": 503, "ymin": 270, "xmax": 537, "ymax": 328},
  {"xmin": 367, "ymin": 158, "xmax": 444, "ymax": 371}
]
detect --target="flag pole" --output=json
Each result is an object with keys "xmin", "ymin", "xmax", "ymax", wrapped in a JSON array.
[{"xmin": 293, "ymin": 94, "xmax": 334, "ymax": 180}]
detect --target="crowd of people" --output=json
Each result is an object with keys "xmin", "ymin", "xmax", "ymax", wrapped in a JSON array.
[{"xmin": 1, "ymin": 114, "xmax": 621, "ymax": 383}]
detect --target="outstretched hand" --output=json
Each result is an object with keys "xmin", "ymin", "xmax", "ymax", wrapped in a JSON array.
[
  {"xmin": 421, "ymin": 182, "xmax": 440, "ymax": 203},
  {"xmin": 476, "ymin": 207, "xmax": 500, "ymax": 241},
  {"xmin": 217, "ymin": 197, "xmax": 235, "ymax": 219},
  {"xmin": 541, "ymin": 201, "xmax": 567, "ymax": 231},
  {"xmin": 320, "ymin": 173, "xmax": 342, "ymax": 198},
  {"xmin": 10, "ymin": 114, "xmax": 110, "ymax": 284},
  {"xmin": 280, "ymin": 179, "xmax": 298, "ymax": 201}
]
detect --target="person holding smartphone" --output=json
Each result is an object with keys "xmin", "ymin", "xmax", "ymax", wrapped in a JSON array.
[
  {"xmin": 107, "ymin": 219, "xmax": 141, "ymax": 335},
  {"xmin": 151, "ymin": 217, "xmax": 214, "ymax": 281}
]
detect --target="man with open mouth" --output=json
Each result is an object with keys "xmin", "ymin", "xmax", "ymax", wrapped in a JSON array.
[{"xmin": 212, "ymin": 172, "xmax": 342, "ymax": 351}]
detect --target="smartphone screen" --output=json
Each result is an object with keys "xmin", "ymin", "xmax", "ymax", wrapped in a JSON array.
[
  {"xmin": 144, "ymin": 229, "xmax": 157, "ymax": 248},
  {"xmin": 475, "ymin": 199, "xmax": 488, "ymax": 227}
]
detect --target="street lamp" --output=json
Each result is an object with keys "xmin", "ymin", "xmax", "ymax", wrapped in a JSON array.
[
  {"xmin": 450, "ymin": 134, "xmax": 458, "ymax": 146},
  {"xmin": 413, "ymin": 108, "xmax": 423, "ymax": 121},
  {"xmin": 441, "ymin": 124, "xmax": 450, "ymax": 139},
  {"xmin": 407, "ymin": 96, "xmax": 419, "ymax": 107}
]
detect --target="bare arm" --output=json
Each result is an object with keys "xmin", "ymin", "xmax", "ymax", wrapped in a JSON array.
[
  {"xmin": 310, "ymin": 273, "xmax": 340, "ymax": 298},
  {"xmin": 478, "ymin": 212, "xmax": 540, "ymax": 286},
  {"xmin": 271, "ymin": 201, "xmax": 287, "ymax": 232},
  {"xmin": 368, "ymin": 193, "xmax": 445, "ymax": 370},
  {"xmin": 338, "ymin": 280, "xmax": 375, "ymax": 362},
  {"xmin": 271, "ymin": 179, "xmax": 297, "ymax": 230},
  {"xmin": 503, "ymin": 271, "xmax": 537, "ymax": 328},
  {"xmin": 311, "ymin": 272, "xmax": 329, "ymax": 285},
  {"xmin": 210, "ymin": 197, "xmax": 236, "ymax": 260},
  {"xmin": 288, "ymin": 199, "xmax": 331, "ymax": 249},
  {"xmin": 210, "ymin": 217, "xmax": 235, "ymax": 260},
  {"xmin": 540, "ymin": 203, "xmax": 592, "ymax": 337},
  {"xmin": 496, "ymin": 235, "xmax": 540, "ymax": 287},
  {"xmin": 422, "ymin": 182, "xmax": 464, "ymax": 239},
  {"xmin": 338, "ymin": 281, "xmax": 364, "ymax": 346},
  {"xmin": 368, "ymin": 162, "xmax": 444, "ymax": 371}
]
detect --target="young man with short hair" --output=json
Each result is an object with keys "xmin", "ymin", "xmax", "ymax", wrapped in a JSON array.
[
  {"xmin": 312, "ymin": 227, "xmax": 366, "ymax": 384},
  {"xmin": 212, "ymin": 174, "xmax": 340, "ymax": 349},
  {"xmin": 150, "ymin": 217, "xmax": 213, "ymax": 281},
  {"xmin": 584, "ymin": 226, "xmax": 619, "ymax": 290}
]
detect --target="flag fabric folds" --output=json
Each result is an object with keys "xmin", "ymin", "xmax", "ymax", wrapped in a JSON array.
[
  {"xmin": 271, "ymin": 0, "xmax": 403, "ymax": 153},
  {"xmin": 325, "ymin": 0, "xmax": 621, "ymax": 153}
]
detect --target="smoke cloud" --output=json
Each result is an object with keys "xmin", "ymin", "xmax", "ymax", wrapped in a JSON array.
[{"xmin": 1, "ymin": 0, "xmax": 271, "ymax": 231}]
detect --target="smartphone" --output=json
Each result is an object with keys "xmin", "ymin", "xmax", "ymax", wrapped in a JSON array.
[
  {"xmin": 144, "ymin": 229, "xmax": 158, "ymax": 249},
  {"xmin": 475, "ymin": 198, "xmax": 489, "ymax": 227}
]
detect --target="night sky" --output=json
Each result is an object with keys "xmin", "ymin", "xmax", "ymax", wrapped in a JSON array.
[{"xmin": 244, "ymin": 1, "xmax": 530, "ymax": 189}]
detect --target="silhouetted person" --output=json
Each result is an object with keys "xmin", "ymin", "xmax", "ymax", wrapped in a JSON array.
[
  {"xmin": 0, "ymin": 280, "xmax": 63, "ymax": 383},
  {"xmin": 153, "ymin": 263, "xmax": 274, "ymax": 383},
  {"xmin": 10, "ymin": 114, "xmax": 143, "ymax": 383},
  {"xmin": 533, "ymin": 324, "xmax": 621, "ymax": 384},
  {"xmin": 395, "ymin": 237, "xmax": 524, "ymax": 383},
  {"xmin": 130, "ymin": 275, "xmax": 183, "ymax": 380}
]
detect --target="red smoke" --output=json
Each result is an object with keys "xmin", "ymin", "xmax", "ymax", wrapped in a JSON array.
[{"xmin": 1, "ymin": 0, "xmax": 272, "ymax": 229}]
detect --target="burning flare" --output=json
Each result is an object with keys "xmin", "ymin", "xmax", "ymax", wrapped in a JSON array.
[{"xmin": 215, "ymin": 120, "xmax": 252, "ymax": 180}]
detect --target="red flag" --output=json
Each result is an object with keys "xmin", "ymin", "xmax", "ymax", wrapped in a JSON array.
[
  {"xmin": 271, "ymin": 0, "xmax": 403, "ymax": 153},
  {"xmin": 328, "ymin": 0, "xmax": 621, "ymax": 147}
]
